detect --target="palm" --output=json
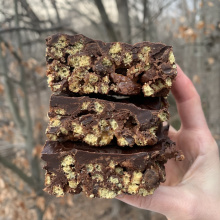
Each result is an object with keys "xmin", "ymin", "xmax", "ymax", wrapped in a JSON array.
[
  {"xmin": 164, "ymin": 128, "xmax": 205, "ymax": 186},
  {"xmin": 117, "ymin": 65, "xmax": 220, "ymax": 219}
]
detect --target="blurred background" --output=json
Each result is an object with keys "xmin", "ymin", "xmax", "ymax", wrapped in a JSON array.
[{"xmin": 0, "ymin": 0, "xmax": 219, "ymax": 219}]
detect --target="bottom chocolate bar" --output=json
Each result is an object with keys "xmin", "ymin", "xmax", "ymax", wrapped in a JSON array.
[{"xmin": 42, "ymin": 136, "xmax": 183, "ymax": 198}]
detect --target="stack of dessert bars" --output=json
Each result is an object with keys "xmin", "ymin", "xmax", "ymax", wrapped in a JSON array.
[{"xmin": 41, "ymin": 34, "xmax": 183, "ymax": 198}]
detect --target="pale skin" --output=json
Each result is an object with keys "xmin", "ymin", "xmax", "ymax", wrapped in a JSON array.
[{"xmin": 117, "ymin": 65, "xmax": 220, "ymax": 220}]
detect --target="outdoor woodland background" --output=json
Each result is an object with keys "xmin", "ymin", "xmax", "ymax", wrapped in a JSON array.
[{"xmin": 0, "ymin": 0, "xmax": 219, "ymax": 219}]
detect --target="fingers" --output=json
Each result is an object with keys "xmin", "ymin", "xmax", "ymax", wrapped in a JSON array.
[
  {"xmin": 171, "ymin": 65, "xmax": 208, "ymax": 130},
  {"xmin": 116, "ymin": 186, "xmax": 190, "ymax": 219}
]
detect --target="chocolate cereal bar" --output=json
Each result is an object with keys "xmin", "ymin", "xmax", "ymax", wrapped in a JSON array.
[
  {"xmin": 42, "ymin": 128, "xmax": 183, "ymax": 198},
  {"xmin": 46, "ymin": 34, "xmax": 177, "ymax": 97},
  {"xmin": 46, "ymin": 95, "xmax": 169, "ymax": 147}
]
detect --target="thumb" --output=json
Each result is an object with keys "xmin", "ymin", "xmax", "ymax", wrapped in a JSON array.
[{"xmin": 116, "ymin": 185, "xmax": 192, "ymax": 219}]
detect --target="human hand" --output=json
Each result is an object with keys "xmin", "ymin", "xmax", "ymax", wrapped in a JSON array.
[{"xmin": 117, "ymin": 65, "xmax": 220, "ymax": 220}]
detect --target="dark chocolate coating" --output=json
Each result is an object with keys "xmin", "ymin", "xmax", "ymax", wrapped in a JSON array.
[
  {"xmin": 46, "ymin": 95, "xmax": 169, "ymax": 146},
  {"xmin": 42, "ymin": 137, "xmax": 181, "ymax": 169},
  {"xmin": 46, "ymin": 33, "xmax": 177, "ymax": 97},
  {"xmin": 41, "ymin": 132, "xmax": 184, "ymax": 198},
  {"xmin": 42, "ymin": 33, "xmax": 183, "ymax": 199}
]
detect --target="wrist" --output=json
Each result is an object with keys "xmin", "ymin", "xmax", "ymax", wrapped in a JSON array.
[{"xmin": 170, "ymin": 198, "xmax": 220, "ymax": 220}]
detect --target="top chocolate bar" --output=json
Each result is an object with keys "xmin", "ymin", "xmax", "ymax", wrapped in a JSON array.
[{"xmin": 46, "ymin": 34, "xmax": 177, "ymax": 97}]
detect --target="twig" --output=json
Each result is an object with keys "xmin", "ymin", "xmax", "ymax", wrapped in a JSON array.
[
  {"xmin": 19, "ymin": 0, "xmax": 41, "ymax": 28},
  {"xmin": 0, "ymin": 155, "xmax": 35, "ymax": 189},
  {"xmin": 94, "ymin": 0, "xmax": 118, "ymax": 41},
  {"xmin": 0, "ymin": 40, "xmax": 25, "ymax": 132},
  {"xmin": 50, "ymin": 0, "xmax": 61, "ymax": 25},
  {"xmin": 0, "ymin": 26, "xmax": 77, "ymax": 34},
  {"xmin": 151, "ymin": 0, "xmax": 178, "ymax": 21},
  {"xmin": 126, "ymin": 0, "xmax": 177, "ymax": 42},
  {"xmin": 0, "ymin": 35, "xmax": 22, "ymax": 63}
]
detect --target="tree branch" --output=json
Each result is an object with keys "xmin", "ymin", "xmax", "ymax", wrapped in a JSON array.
[
  {"xmin": 14, "ymin": 0, "xmax": 44, "ymax": 189},
  {"xmin": 4, "ymin": 179, "xmax": 25, "ymax": 195},
  {"xmin": 0, "ymin": 35, "xmax": 22, "ymax": 63},
  {"xmin": 19, "ymin": 0, "xmax": 41, "ymax": 28},
  {"xmin": 50, "ymin": 0, "xmax": 61, "ymax": 25},
  {"xmin": 65, "ymin": 5, "xmax": 100, "ymax": 32},
  {"xmin": 126, "ymin": 0, "xmax": 177, "ymax": 42},
  {"xmin": 22, "ymin": 38, "xmax": 44, "ymax": 46},
  {"xmin": 151, "ymin": 0, "xmax": 178, "ymax": 21},
  {"xmin": 142, "ymin": 0, "xmax": 147, "ymax": 40},
  {"xmin": 116, "ymin": 0, "xmax": 131, "ymax": 43},
  {"xmin": 94, "ymin": 0, "xmax": 118, "ymax": 41},
  {"xmin": 8, "ymin": 77, "xmax": 21, "ymax": 85},
  {"xmin": 40, "ymin": 0, "xmax": 54, "ymax": 25},
  {"xmin": 0, "ymin": 155, "xmax": 35, "ymax": 189},
  {"xmin": 14, "ymin": 0, "xmax": 33, "ymax": 141},
  {"xmin": 0, "ymin": 26, "xmax": 77, "ymax": 34},
  {"xmin": 0, "ymin": 42, "xmax": 25, "ymax": 133}
]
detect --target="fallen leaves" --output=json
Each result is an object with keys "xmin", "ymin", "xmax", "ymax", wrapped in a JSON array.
[
  {"xmin": 0, "ymin": 123, "xmax": 14, "ymax": 142},
  {"xmin": 207, "ymin": 57, "xmax": 215, "ymax": 65},
  {"xmin": 179, "ymin": 16, "xmax": 186, "ymax": 23},
  {"xmin": 178, "ymin": 26, "xmax": 197, "ymax": 42},
  {"xmin": 0, "ymin": 83, "xmax": 4, "ymax": 95},
  {"xmin": 196, "ymin": 21, "xmax": 205, "ymax": 30},
  {"xmin": 32, "ymin": 144, "xmax": 43, "ymax": 158},
  {"xmin": 36, "ymin": 196, "xmax": 45, "ymax": 211},
  {"xmin": 44, "ymin": 204, "xmax": 56, "ymax": 220},
  {"xmin": 0, "ymin": 178, "xmax": 5, "ymax": 188},
  {"xmin": 207, "ymin": 1, "xmax": 214, "ymax": 7},
  {"xmin": 193, "ymin": 75, "xmax": 201, "ymax": 84},
  {"xmin": 24, "ymin": 58, "xmax": 38, "ymax": 70}
]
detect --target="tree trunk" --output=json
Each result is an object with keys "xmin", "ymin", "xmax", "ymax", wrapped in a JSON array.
[
  {"xmin": 50, "ymin": 0, "xmax": 61, "ymax": 25},
  {"xmin": 94, "ymin": 0, "xmax": 118, "ymax": 41},
  {"xmin": 115, "ymin": 0, "xmax": 131, "ymax": 43},
  {"xmin": 143, "ymin": 0, "xmax": 147, "ymax": 41}
]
